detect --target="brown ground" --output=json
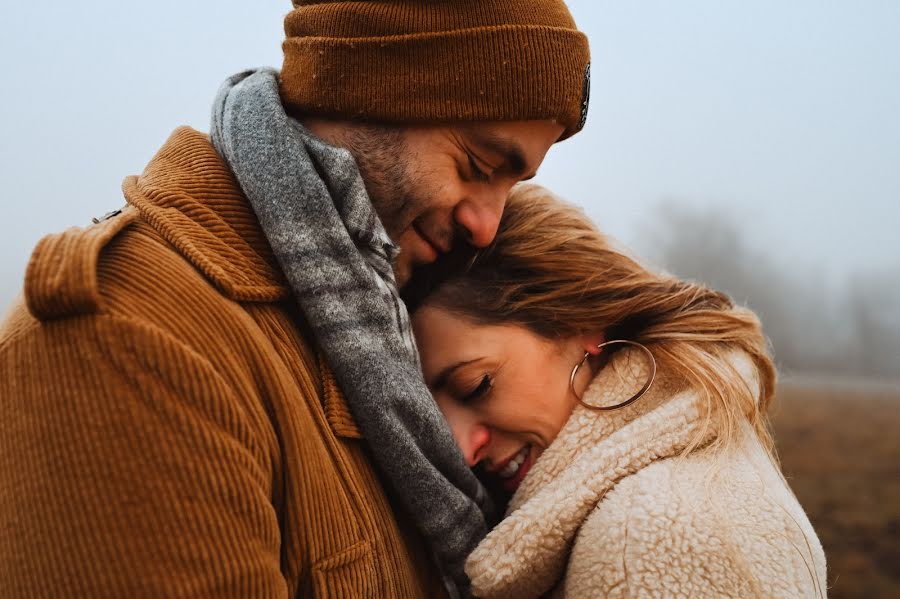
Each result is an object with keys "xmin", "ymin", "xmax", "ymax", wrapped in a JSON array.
[{"xmin": 771, "ymin": 381, "xmax": 900, "ymax": 598}]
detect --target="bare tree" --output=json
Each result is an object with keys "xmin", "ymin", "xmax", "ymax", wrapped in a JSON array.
[
  {"xmin": 637, "ymin": 201, "xmax": 899, "ymax": 381},
  {"xmin": 844, "ymin": 271, "xmax": 900, "ymax": 377}
]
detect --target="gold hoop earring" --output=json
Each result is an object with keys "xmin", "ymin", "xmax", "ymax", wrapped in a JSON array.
[{"xmin": 569, "ymin": 340, "xmax": 657, "ymax": 411}]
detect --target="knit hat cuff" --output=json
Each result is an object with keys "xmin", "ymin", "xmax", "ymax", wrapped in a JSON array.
[{"xmin": 281, "ymin": 25, "xmax": 590, "ymax": 138}]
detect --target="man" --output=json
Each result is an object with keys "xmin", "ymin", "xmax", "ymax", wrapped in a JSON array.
[{"xmin": 0, "ymin": 2, "xmax": 588, "ymax": 597}]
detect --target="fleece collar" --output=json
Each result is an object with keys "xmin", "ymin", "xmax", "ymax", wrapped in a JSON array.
[{"xmin": 465, "ymin": 349, "xmax": 759, "ymax": 599}]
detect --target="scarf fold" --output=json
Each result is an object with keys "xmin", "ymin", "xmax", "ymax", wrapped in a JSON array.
[{"xmin": 209, "ymin": 68, "xmax": 492, "ymax": 597}]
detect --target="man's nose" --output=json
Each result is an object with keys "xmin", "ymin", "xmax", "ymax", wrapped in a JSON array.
[{"xmin": 453, "ymin": 191, "xmax": 505, "ymax": 248}]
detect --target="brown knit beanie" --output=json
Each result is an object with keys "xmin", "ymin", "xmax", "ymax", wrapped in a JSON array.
[{"xmin": 280, "ymin": 0, "xmax": 591, "ymax": 139}]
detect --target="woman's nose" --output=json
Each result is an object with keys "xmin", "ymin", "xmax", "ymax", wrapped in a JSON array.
[{"xmin": 455, "ymin": 422, "xmax": 491, "ymax": 467}]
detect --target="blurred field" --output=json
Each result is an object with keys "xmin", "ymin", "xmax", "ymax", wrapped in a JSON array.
[{"xmin": 771, "ymin": 379, "xmax": 900, "ymax": 598}]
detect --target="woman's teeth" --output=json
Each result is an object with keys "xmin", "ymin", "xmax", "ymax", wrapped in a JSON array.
[{"xmin": 499, "ymin": 445, "xmax": 531, "ymax": 479}]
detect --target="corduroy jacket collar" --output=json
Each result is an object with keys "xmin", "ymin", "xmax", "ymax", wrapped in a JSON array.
[
  {"xmin": 123, "ymin": 126, "xmax": 362, "ymax": 439},
  {"xmin": 124, "ymin": 126, "xmax": 291, "ymax": 304}
]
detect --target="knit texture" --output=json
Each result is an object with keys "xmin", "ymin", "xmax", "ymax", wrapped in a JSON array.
[
  {"xmin": 210, "ymin": 68, "xmax": 492, "ymax": 597},
  {"xmin": 281, "ymin": 0, "xmax": 591, "ymax": 138},
  {"xmin": 0, "ymin": 128, "xmax": 448, "ymax": 598},
  {"xmin": 466, "ymin": 348, "xmax": 827, "ymax": 599}
]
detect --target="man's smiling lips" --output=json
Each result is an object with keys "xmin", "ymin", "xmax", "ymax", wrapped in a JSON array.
[{"xmin": 412, "ymin": 222, "xmax": 449, "ymax": 260}]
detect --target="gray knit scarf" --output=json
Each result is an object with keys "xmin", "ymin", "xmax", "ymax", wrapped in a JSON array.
[{"xmin": 210, "ymin": 68, "xmax": 491, "ymax": 597}]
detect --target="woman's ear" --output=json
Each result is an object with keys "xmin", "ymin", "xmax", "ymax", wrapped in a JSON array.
[{"xmin": 581, "ymin": 332, "xmax": 606, "ymax": 356}]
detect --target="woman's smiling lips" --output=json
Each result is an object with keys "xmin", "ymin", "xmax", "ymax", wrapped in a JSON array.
[{"xmin": 490, "ymin": 444, "xmax": 536, "ymax": 493}]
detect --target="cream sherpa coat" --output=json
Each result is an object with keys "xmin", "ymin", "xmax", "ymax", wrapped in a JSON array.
[{"xmin": 466, "ymin": 350, "xmax": 826, "ymax": 598}]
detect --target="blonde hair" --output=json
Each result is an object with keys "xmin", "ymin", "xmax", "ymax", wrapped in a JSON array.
[{"xmin": 417, "ymin": 184, "xmax": 778, "ymax": 457}]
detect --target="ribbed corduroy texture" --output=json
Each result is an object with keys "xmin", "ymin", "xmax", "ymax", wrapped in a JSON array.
[
  {"xmin": 0, "ymin": 127, "xmax": 447, "ymax": 598},
  {"xmin": 281, "ymin": 0, "xmax": 590, "ymax": 138}
]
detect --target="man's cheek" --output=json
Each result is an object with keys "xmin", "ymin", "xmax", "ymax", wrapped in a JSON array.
[{"xmin": 393, "ymin": 253, "xmax": 413, "ymax": 288}]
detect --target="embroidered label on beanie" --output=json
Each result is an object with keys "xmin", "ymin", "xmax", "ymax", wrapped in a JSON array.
[{"xmin": 578, "ymin": 62, "xmax": 591, "ymax": 131}]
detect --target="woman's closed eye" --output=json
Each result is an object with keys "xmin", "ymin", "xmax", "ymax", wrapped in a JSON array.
[{"xmin": 463, "ymin": 374, "xmax": 493, "ymax": 402}]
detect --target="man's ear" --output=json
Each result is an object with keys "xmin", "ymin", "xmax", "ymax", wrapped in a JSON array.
[{"xmin": 581, "ymin": 332, "xmax": 605, "ymax": 356}]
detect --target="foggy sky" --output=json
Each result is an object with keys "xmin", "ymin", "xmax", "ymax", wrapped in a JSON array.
[{"xmin": 1, "ymin": 1, "xmax": 898, "ymax": 311}]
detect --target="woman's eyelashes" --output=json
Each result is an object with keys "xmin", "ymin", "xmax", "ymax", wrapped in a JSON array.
[{"xmin": 462, "ymin": 374, "xmax": 493, "ymax": 402}]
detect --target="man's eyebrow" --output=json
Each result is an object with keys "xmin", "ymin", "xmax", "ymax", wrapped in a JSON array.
[
  {"xmin": 467, "ymin": 131, "xmax": 533, "ymax": 178},
  {"xmin": 429, "ymin": 358, "xmax": 481, "ymax": 390}
]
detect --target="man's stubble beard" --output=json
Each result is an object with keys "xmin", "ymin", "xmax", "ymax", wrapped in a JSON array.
[{"xmin": 341, "ymin": 124, "xmax": 429, "ymax": 241}]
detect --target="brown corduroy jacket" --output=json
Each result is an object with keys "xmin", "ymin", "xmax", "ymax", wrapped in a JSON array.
[{"xmin": 0, "ymin": 127, "xmax": 447, "ymax": 598}]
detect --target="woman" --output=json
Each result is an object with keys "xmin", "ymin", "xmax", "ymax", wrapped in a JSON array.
[{"xmin": 410, "ymin": 185, "xmax": 826, "ymax": 598}]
